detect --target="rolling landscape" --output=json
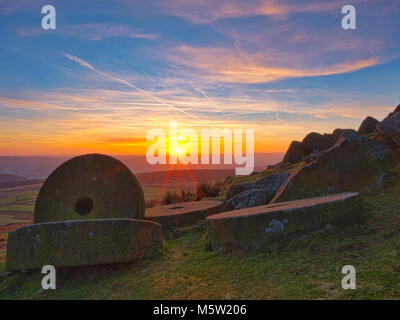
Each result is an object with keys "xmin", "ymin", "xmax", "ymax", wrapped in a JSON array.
[
  {"xmin": 1, "ymin": 0, "xmax": 400, "ymax": 302},
  {"xmin": 1, "ymin": 106, "xmax": 400, "ymax": 299}
]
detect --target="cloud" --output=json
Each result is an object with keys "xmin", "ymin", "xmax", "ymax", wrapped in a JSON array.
[
  {"xmin": 169, "ymin": 45, "xmax": 380, "ymax": 83},
  {"xmin": 18, "ymin": 23, "xmax": 157, "ymax": 40},
  {"xmin": 101, "ymin": 137, "xmax": 148, "ymax": 145},
  {"xmin": 0, "ymin": 97, "xmax": 76, "ymax": 111},
  {"xmin": 143, "ymin": 0, "xmax": 347, "ymax": 23},
  {"xmin": 63, "ymin": 53, "xmax": 198, "ymax": 119}
]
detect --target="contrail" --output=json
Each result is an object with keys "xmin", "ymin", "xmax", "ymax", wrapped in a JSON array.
[
  {"xmin": 196, "ymin": 88, "xmax": 228, "ymax": 117},
  {"xmin": 64, "ymin": 53, "xmax": 198, "ymax": 120}
]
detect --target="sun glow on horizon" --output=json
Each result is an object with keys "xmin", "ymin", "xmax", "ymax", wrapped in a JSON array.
[{"xmin": 174, "ymin": 147, "xmax": 183, "ymax": 156}]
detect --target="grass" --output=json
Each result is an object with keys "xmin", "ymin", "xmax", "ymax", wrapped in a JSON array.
[
  {"xmin": 0, "ymin": 181, "xmax": 399, "ymax": 299},
  {"xmin": 0, "ymin": 190, "xmax": 38, "ymax": 213},
  {"xmin": 0, "ymin": 213, "xmax": 32, "ymax": 225},
  {"xmin": 142, "ymin": 186, "xmax": 182, "ymax": 201},
  {"xmin": 0, "ymin": 169, "xmax": 399, "ymax": 299}
]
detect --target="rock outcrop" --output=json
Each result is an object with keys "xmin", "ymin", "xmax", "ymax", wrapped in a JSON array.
[
  {"xmin": 283, "ymin": 141, "xmax": 308, "ymax": 163},
  {"xmin": 358, "ymin": 116, "xmax": 378, "ymax": 135},
  {"xmin": 283, "ymin": 132, "xmax": 337, "ymax": 163},
  {"xmin": 272, "ymin": 130, "xmax": 391, "ymax": 202},
  {"xmin": 227, "ymin": 172, "xmax": 290, "ymax": 209},
  {"xmin": 376, "ymin": 104, "xmax": 400, "ymax": 157}
]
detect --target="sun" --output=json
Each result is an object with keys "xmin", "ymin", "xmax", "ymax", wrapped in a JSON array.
[{"xmin": 175, "ymin": 147, "xmax": 183, "ymax": 155}]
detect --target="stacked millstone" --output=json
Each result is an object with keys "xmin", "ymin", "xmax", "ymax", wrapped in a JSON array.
[
  {"xmin": 6, "ymin": 154, "xmax": 163, "ymax": 271},
  {"xmin": 206, "ymin": 193, "xmax": 364, "ymax": 252},
  {"xmin": 145, "ymin": 200, "xmax": 224, "ymax": 233}
]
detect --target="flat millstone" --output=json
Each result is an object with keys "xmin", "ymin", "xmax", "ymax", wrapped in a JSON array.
[
  {"xmin": 206, "ymin": 192, "xmax": 364, "ymax": 252},
  {"xmin": 145, "ymin": 200, "xmax": 224, "ymax": 231},
  {"xmin": 34, "ymin": 153, "xmax": 145, "ymax": 223},
  {"xmin": 6, "ymin": 219, "xmax": 163, "ymax": 271}
]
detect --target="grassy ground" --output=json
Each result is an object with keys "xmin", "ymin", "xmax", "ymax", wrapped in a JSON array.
[
  {"xmin": 142, "ymin": 186, "xmax": 183, "ymax": 201},
  {"xmin": 0, "ymin": 190, "xmax": 38, "ymax": 213},
  {"xmin": 0, "ymin": 179, "xmax": 399, "ymax": 299}
]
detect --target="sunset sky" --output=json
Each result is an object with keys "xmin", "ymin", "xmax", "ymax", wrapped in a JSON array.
[{"xmin": 1, "ymin": 0, "xmax": 400, "ymax": 156}]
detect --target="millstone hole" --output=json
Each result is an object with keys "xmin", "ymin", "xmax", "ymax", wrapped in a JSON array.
[{"xmin": 75, "ymin": 197, "xmax": 93, "ymax": 216}]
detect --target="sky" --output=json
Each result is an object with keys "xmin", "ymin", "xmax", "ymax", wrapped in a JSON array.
[{"xmin": 0, "ymin": 0, "xmax": 400, "ymax": 156}]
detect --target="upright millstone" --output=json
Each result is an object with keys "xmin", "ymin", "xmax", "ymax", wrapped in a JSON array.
[
  {"xmin": 6, "ymin": 154, "xmax": 163, "ymax": 271},
  {"xmin": 206, "ymin": 192, "xmax": 364, "ymax": 252},
  {"xmin": 34, "ymin": 153, "xmax": 145, "ymax": 222}
]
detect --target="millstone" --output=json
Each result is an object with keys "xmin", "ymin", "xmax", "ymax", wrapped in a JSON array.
[
  {"xmin": 6, "ymin": 219, "xmax": 163, "ymax": 271},
  {"xmin": 145, "ymin": 200, "xmax": 224, "ymax": 231},
  {"xmin": 206, "ymin": 192, "xmax": 364, "ymax": 252},
  {"xmin": 6, "ymin": 153, "xmax": 163, "ymax": 271},
  {"xmin": 34, "ymin": 153, "xmax": 145, "ymax": 223}
]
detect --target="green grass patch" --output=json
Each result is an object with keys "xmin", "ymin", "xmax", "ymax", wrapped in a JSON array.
[
  {"xmin": 0, "ymin": 205, "xmax": 34, "ymax": 213},
  {"xmin": 0, "ymin": 213, "xmax": 32, "ymax": 225},
  {"xmin": 142, "ymin": 186, "xmax": 182, "ymax": 201},
  {"xmin": 0, "ymin": 190, "xmax": 39, "ymax": 213}
]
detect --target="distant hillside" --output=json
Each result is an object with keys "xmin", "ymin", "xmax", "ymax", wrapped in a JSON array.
[
  {"xmin": 135, "ymin": 169, "xmax": 235, "ymax": 187},
  {"xmin": 0, "ymin": 153, "xmax": 284, "ymax": 179},
  {"xmin": 0, "ymin": 173, "xmax": 26, "ymax": 182},
  {"xmin": 0, "ymin": 179, "xmax": 44, "ymax": 190}
]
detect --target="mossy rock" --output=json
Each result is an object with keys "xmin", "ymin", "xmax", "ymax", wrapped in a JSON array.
[
  {"xmin": 34, "ymin": 154, "xmax": 145, "ymax": 223},
  {"xmin": 272, "ymin": 130, "xmax": 392, "ymax": 202},
  {"xmin": 6, "ymin": 219, "xmax": 163, "ymax": 271},
  {"xmin": 145, "ymin": 200, "xmax": 224, "ymax": 233},
  {"xmin": 206, "ymin": 193, "xmax": 364, "ymax": 253}
]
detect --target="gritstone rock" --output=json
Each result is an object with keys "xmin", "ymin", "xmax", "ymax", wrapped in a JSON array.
[
  {"xmin": 206, "ymin": 193, "xmax": 363, "ymax": 252},
  {"xmin": 6, "ymin": 154, "xmax": 163, "ymax": 271}
]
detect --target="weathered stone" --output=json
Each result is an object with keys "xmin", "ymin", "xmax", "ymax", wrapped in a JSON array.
[
  {"xmin": 358, "ymin": 116, "xmax": 378, "ymax": 135},
  {"xmin": 6, "ymin": 219, "xmax": 163, "ymax": 271},
  {"xmin": 34, "ymin": 153, "xmax": 145, "ymax": 223},
  {"xmin": 206, "ymin": 193, "xmax": 364, "ymax": 252},
  {"xmin": 227, "ymin": 182, "xmax": 258, "ymax": 198},
  {"xmin": 227, "ymin": 173, "xmax": 290, "ymax": 209},
  {"xmin": 383, "ymin": 104, "xmax": 400, "ymax": 120},
  {"xmin": 273, "ymin": 130, "xmax": 391, "ymax": 202},
  {"xmin": 228, "ymin": 189, "xmax": 270, "ymax": 209},
  {"xmin": 283, "ymin": 141, "xmax": 307, "ymax": 163},
  {"xmin": 255, "ymin": 172, "xmax": 291, "ymax": 188},
  {"xmin": 6, "ymin": 153, "xmax": 161, "ymax": 271},
  {"xmin": 376, "ymin": 106, "xmax": 400, "ymax": 157},
  {"xmin": 332, "ymin": 128, "xmax": 357, "ymax": 137},
  {"xmin": 301, "ymin": 132, "xmax": 336, "ymax": 152},
  {"xmin": 283, "ymin": 133, "xmax": 336, "ymax": 163},
  {"xmin": 145, "ymin": 200, "xmax": 224, "ymax": 232},
  {"xmin": 303, "ymin": 150, "xmax": 320, "ymax": 163}
]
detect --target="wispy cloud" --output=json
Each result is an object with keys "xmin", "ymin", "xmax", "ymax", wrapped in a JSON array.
[
  {"xmin": 144, "ymin": 0, "xmax": 347, "ymax": 23},
  {"xmin": 64, "ymin": 53, "xmax": 198, "ymax": 119},
  {"xmin": 18, "ymin": 23, "xmax": 157, "ymax": 40},
  {"xmin": 169, "ymin": 46, "xmax": 380, "ymax": 83}
]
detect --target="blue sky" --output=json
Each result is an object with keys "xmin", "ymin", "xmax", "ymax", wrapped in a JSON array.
[{"xmin": 0, "ymin": 0, "xmax": 400, "ymax": 155}]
